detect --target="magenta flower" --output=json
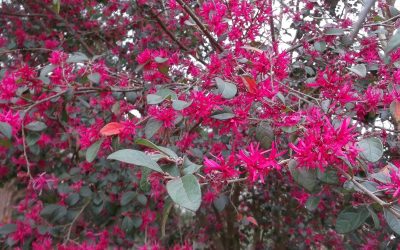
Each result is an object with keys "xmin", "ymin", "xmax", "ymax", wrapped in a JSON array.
[
  {"xmin": 290, "ymin": 116, "xmax": 358, "ymax": 171},
  {"xmin": 204, "ymin": 155, "xmax": 239, "ymax": 180},
  {"xmin": 238, "ymin": 142, "xmax": 284, "ymax": 183}
]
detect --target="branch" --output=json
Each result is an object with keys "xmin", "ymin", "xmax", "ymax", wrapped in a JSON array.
[
  {"xmin": 21, "ymin": 125, "xmax": 33, "ymax": 181},
  {"xmin": 149, "ymin": 10, "xmax": 207, "ymax": 66},
  {"xmin": 36, "ymin": 2, "xmax": 95, "ymax": 56},
  {"xmin": 24, "ymin": 90, "xmax": 68, "ymax": 113},
  {"xmin": 175, "ymin": 0, "xmax": 224, "ymax": 53},
  {"xmin": 348, "ymin": 0, "xmax": 377, "ymax": 41},
  {"xmin": 268, "ymin": 0, "xmax": 276, "ymax": 52},
  {"xmin": 286, "ymin": 36, "xmax": 317, "ymax": 53},
  {"xmin": 337, "ymin": 157, "xmax": 400, "ymax": 218},
  {"xmin": 0, "ymin": 11, "xmax": 47, "ymax": 17},
  {"xmin": 65, "ymin": 199, "xmax": 90, "ymax": 243}
]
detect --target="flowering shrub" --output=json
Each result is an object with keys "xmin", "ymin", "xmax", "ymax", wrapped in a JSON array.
[{"xmin": 1, "ymin": 0, "xmax": 400, "ymax": 248}]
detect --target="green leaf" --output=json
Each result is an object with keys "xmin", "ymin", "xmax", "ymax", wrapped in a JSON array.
[
  {"xmin": 348, "ymin": 64, "xmax": 367, "ymax": 77},
  {"xmin": 145, "ymin": 118, "xmax": 162, "ymax": 139},
  {"xmin": 371, "ymin": 171, "xmax": 391, "ymax": 184},
  {"xmin": 281, "ymin": 126, "xmax": 298, "ymax": 133},
  {"xmin": 140, "ymin": 167, "xmax": 151, "ymax": 192},
  {"xmin": 125, "ymin": 92, "xmax": 138, "ymax": 103},
  {"xmin": 0, "ymin": 122, "xmax": 12, "ymax": 139},
  {"xmin": 66, "ymin": 52, "xmax": 89, "ymax": 63},
  {"xmin": 357, "ymin": 137, "xmax": 383, "ymax": 162},
  {"xmin": 335, "ymin": 206, "xmax": 370, "ymax": 233},
  {"xmin": 182, "ymin": 157, "xmax": 202, "ymax": 175},
  {"xmin": 213, "ymin": 195, "xmax": 228, "ymax": 212},
  {"xmin": 317, "ymin": 169, "xmax": 338, "ymax": 184},
  {"xmin": 384, "ymin": 206, "xmax": 400, "ymax": 235},
  {"xmin": 368, "ymin": 207, "xmax": 380, "ymax": 229},
  {"xmin": 146, "ymin": 94, "xmax": 164, "ymax": 105},
  {"xmin": 137, "ymin": 194, "xmax": 148, "ymax": 205},
  {"xmin": 65, "ymin": 193, "xmax": 80, "ymax": 206},
  {"xmin": 40, "ymin": 204, "xmax": 68, "ymax": 222},
  {"xmin": 154, "ymin": 57, "xmax": 168, "ymax": 63},
  {"xmin": 288, "ymin": 160, "xmax": 318, "ymax": 192},
  {"xmin": 390, "ymin": 6, "xmax": 400, "ymax": 16},
  {"xmin": 305, "ymin": 196, "xmax": 320, "ymax": 211},
  {"xmin": 52, "ymin": 0, "xmax": 61, "ymax": 14},
  {"xmin": 162, "ymin": 164, "xmax": 180, "ymax": 177},
  {"xmin": 211, "ymin": 112, "xmax": 235, "ymax": 120},
  {"xmin": 107, "ymin": 149, "xmax": 164, "ymax": 173},
  {"xmin": 40, "ymin": 64, "xmax": 56, "ymax": 78},
  {"xmin": 135, "ymin": 138, "xmax": 178, "ymax": 160},
  {"xmin": 156, "ymin": 88, "xmax": 177, "ymax": 100},
  {"xmin": 172, "ymin": 100, "xmax": 192, "ymax": 110},
  {"xmin": 255, "ymin": 122, "xmax": 274, "ymax": 149},
  {"xmin": 314, "ymin": 41, "xmax": 326, "ymax": 52},
  {"xmin": 166, "ymin": 174, "xmax": 202, "ymax": 211},
  {"xmin": 0, "ymin": 224, "xmax": 17, "ymax": 235},
  {"xmin": 25, "ymin": 121, "xmax": 47, "ymax": 132},
  {"xmin": 161, "ymin": 198, "xmax": 174, "ymax": 237},
  {"xmin": 121, "ymin": 191, "xmax": 136, "ymax": 206},
  {"xmin": 325, "ymin": 28, "xmax": 344, "ymax": 36},
  {"xmin": 121, "ymin": 216, "xmax": 134, "ymax": 232},
  {"xmin": 86, "ymin": 138, "xmax": 104, "ymax": 163},
  {"xmin": 132, "ymin": 217, "xmax": 142, "ymax": 228},
  {"xmin": 79, "ymin": 186, "xmax": 93, "ymax": 197},
  {"xmin": 385, "ymin": 29, "xmax": 400, "ymax": 55},
  {"xmin": 216, "ymin": 77, "xmax": 237, "ymax": 99},
  {"xmin": 88, "ymin": 72, "xmax": 101, "ymax": 83}
]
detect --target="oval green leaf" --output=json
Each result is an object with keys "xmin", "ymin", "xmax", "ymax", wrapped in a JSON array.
[
  {"xmin": 358, "ymin": 137, "xmax": 383, "ymax": 162},
  {"xmin": 107, "ymin": 149, "xmax": 164, "ymax": 173},
  {"xmin": 166, "ymin": 174, "xmax": 201, "ymax": 211}
]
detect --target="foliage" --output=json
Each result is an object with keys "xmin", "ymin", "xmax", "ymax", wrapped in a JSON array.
[{"xmin": 1, "ymin": 0, "xmax": 400, "ymax": 249}]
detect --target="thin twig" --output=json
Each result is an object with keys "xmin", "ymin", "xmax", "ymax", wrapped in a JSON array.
[
  {"xmin": 337, "ymin": 157, "xmax": 400, "ymax": 218},
  {"xmin": 21, "ymin": 125, "xmax": 33, "ymax": 181},
  {"xmin": 348, "ymin": 0, "xmax": 377, "ymax": 41},
  {"xmin": 37, "ymin": 2, "xmax": 95, "ymax": 56},
  {"xmin": 364, "ymin": 13, "xmax": 400, "ymax": 27},
  {"xmin": 175, "ymin": 0, "xmax": 224, "ymax": 53},
  {"xmin": 149, "ymin": 9, "xmax": 207, "ymax": 66},
  {"xmin": 0, "ymin": 11, "xmax": 47, "ymax": 17},
  {"xmin": 65, "ymin": 199, "xmax": 90, "ymax": 243}
]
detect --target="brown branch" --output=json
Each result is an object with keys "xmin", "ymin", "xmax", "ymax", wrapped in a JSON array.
[
  {"xmin": 348, "ymin": 0, "xmax": 377, "ymax": 41},
  {"xmin": 268, "ymin": 0, "xmax": 276, "ymax": 51},
  {"xmin": 36, "ymin": 1, "xmax": 95, "ymax": 56},
  {"xmin": 0, "ymin": 11, "xmax": 47, "ymax": 17},
  {"xmin": 0, "ymin": 48, "xmax": 53, "ymax": 56},
  {"xmin": 286, "ymin": 36, "xmax": 317, "ymax": 53},
  {"xmin": 337, "ymin": 157, "xmax": 400, "ymax": 218},
  {"xmin": 149, "ymin": 10, "xmax": 207, "ymax": 66},
  {"xmin": 175, "ymin": 0, "xmax": 224, "ymax": 53}
]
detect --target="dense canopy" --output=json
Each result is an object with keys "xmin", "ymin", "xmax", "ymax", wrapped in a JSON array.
[{"xmin": 1, "ymin": 0, "xmax": 400, "ymax": 249}]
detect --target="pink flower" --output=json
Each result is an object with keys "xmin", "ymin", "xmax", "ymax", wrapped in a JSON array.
[
  {"xmin": 290, "ymin": 114, "xmax": 358, "ymax": 170},
  {"xmin": 48, "ymin": 51, "xmax": 68, "ymax": 65},
  {"xmin": 148, "ymin": 106, "xmax": 176, "ymax": 128},
  {"xmin": 44, "ymin": 39, "xmax": 59, "ymax": 49},
  {"xmin": 137, "ymin": 49, "xmax": 153, "ymax": 65},
  {"xmin": 378, "ymin": 170, "xmax": 400, "ymax": 198},
  {"xmin": 237, "ymin": 143, "xmax": 284, "ymax": 183},
  {"xmin": 12, "ymin": 221, "xmax": 32, "ymax": 243},
  {"xmin": 0, "ymin": 110, "xmax": 21, "ymax": 136},
  {"xmin": 0, "ymin": 73, "xmax": 18, "ymax": 101},
  {"xmin": 204, "ymin": 155, "xmax": 238, "ymax": 179}
]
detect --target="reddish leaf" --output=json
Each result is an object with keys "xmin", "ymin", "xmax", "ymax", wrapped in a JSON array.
[
  {"xmin": 100, "ymin": 122, "xmax": 124, "ymax": 136},
  {"xmin": 236, "ymin": 213, "xmax": 243, "ymax": 221},
  {"xmin": 247, "ymin": 216, "xmax": 258, "ymax": 226},
  {"xmin": 241, "ymin": 76, "xmax": 257, "ymax": 94},
  {"xmin": 390, "ymin": 101, "xmax": 400, "ymax": 123}
]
